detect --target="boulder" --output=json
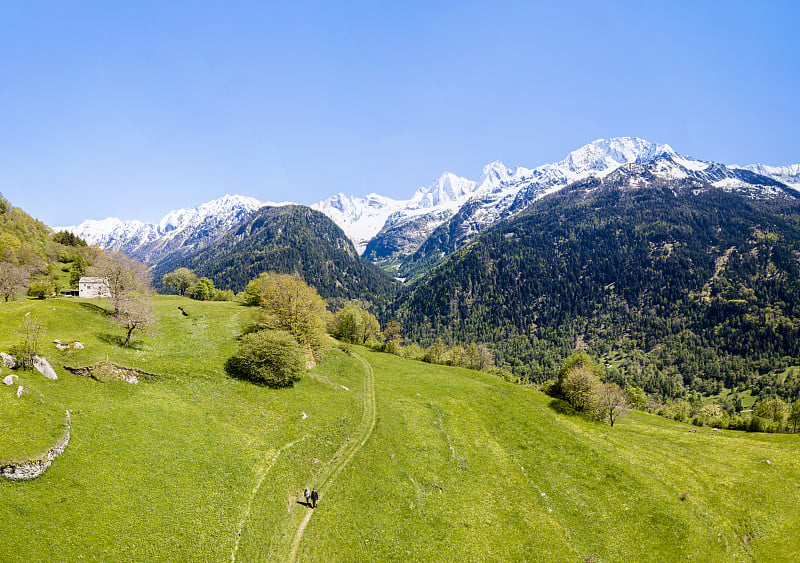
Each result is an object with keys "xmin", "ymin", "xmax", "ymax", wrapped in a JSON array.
[
  {"xmin": 33, "ymin": 356, "xmax": 58, "ymax": 380},
  {"xmin": 72, "ymin": 342, "xmax": 85, "ymax": 350},
  {"xmin": 3, "ymin": 374, "xmax": 18, "ymax": 386},
  {"xmin": 55, "ymin": 343, "xmax": 69, "ymax": 351},
  {"xmin": 1, "ymin": 352, "xmax": 19, "ymax": 369},
  {"xmin": 17, "ymin": 385, "xmax": 24, "ymax": 398}
]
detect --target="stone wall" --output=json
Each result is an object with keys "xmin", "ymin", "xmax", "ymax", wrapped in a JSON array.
[{"xmin": 0, "ymin": 410, "xmax": 71, "ymax": 481}]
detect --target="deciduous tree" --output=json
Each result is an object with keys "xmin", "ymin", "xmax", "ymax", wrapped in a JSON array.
[
  {"xmin": 598, "ymin": 382, "xmax": 630, "ymax": 427},
  {"xmin": 162, "ymin": 267, "xmax": 198, "ymax": 296},
  {"xmin": 92, "ymin": 250, "xmax": 151, "ymax": 314},
  {"xmin": 0, "ymin": 262, "xmax": 29, "ymax": 301},
  {"xmin": 190, "ymin": 277, "xmax": 215, "ymax": 301},
  {"xmin": 112, "ymin": 292, "xmax": 157, "ymax": 347},
  {"xmin": 245, "ymin": 272, "xmax": 329, "ymax": 357}
]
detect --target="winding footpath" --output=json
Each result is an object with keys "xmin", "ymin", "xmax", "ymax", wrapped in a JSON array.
[
  {"xmin": 230, "ymin": 434, "xmax": 310, "ymax": 562},
  {"xmin": 231, "ymin": 351, "xmax": 376, "ymax": 562},
  {"xmin": 287, "ymin": 352, "xmax": 376, "ymax": 562}
]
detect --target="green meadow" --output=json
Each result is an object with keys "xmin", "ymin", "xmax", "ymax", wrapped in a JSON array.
[{"xmin": 2, "ymin": 296, "xmax": 799, "ymax": 561}]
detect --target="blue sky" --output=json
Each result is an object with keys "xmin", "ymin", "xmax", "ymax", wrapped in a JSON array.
[{"xmin": 1, "ymin": 1, "xmax": 798, "ymax": 226}]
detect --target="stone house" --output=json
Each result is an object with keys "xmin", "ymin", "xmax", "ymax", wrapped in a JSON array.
[{"xmin": 78, "ymin": 277, "xmax": 111, "ymax": 298}]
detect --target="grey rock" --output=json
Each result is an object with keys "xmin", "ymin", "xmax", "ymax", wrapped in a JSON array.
[
  {"xmin": 3, "ymin": 374, "xmax": 18, "ymax": 386},
  {"xmin": 1, "ymin": 352, "xmax": 19, "ymax": 369},
  {"xmin": 33, "ymin": 356, "xmax": 58, "ymax": 380}
]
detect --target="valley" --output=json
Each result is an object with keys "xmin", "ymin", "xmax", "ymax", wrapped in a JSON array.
[{"xmin": 2, "ymin": 296, "xmax": 800, "ymax": 561}]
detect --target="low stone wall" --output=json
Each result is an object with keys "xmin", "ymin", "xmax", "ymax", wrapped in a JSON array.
[{"xmin": 0, "ymin": 410, "xmax": 71, "ymax": 481}]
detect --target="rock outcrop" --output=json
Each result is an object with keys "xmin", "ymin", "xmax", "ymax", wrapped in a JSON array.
[{"xmin": 0, "ymin": 411, "xmax": 71, "ymax": 480}]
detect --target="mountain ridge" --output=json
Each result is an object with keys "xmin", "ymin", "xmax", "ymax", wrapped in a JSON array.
[{"xmin": 58, "ymin": 137, "xmax": 799, "ymax": 277}]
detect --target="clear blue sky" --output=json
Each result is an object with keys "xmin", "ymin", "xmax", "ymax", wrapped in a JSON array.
[{"xmin": 1, "ymin": 1, "xmax": 798, "ymax": 226}]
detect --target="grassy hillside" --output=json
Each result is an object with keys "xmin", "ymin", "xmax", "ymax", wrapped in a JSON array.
[{"xmin": 2, "ymin": 297, "xmax": 799, "ymax": 561}]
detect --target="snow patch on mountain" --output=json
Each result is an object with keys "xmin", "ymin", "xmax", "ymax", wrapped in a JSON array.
[
  {"xmin": 738, "ymin": 163, "xmax": 800, "ymax": 189},
  {"xmin": 313, "ymin": 170, "xmax": 481, "ymax": 254}
]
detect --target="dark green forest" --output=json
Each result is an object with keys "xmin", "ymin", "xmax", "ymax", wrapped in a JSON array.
[
  {"xmin": 394, "ymin": 177, "xmax": 800, "ymax": 401},
  {"xmin": 152, "ymin": 205, "xmax": 399, "ymax": 312}
]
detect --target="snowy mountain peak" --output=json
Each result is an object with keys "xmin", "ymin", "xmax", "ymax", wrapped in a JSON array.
[
  {"xmin": 60, "ymin": 194, "xmax": 277, "ymax": 264},
  {"xmin": 563, "ymin": 137, "xmax": 676, "ymax": 175},
  {"xmin": 413, "ymin": 172, "xmax": 476, "ymax": 208},
  {"xmin": 156, "ymin": 194, "xmax": 264, "ymax": 234}
]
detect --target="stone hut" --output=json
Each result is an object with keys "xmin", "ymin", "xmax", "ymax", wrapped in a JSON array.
[{"xmin": 78, "ymin": 277, "xmax": 111, "ymax": 298}]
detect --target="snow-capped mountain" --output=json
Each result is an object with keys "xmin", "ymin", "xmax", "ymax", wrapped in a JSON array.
[
  {"xmin": 311, "ymin": 193, "xmax": 406, "ymax": 254},
  {"xmin": 397, "ymin": 137, "xmax": 799, "ymax": 276},
  {"xmin": 313, "ymin": 171, "xmax": 482, "ymax": 255},
  {"xmin": 58, "ymin": 137, "xmax": 797, "ymax": 281},
  {"xmin": 61, "ymin": 195, "xmax": 279, "ymax": 266},
  {"xmin": 737, "ymin": 164, "xmax": 800, "ymax": 189}
]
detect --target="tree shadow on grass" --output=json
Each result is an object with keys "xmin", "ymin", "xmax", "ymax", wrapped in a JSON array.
[
  {"xmin": 96, "ymin": 332, "xmax": 145, "ymax": 350},
  {"xmin": 548, "ymin": 398, "xmax": 578, "ymax": 416},
  {"xmin": 78, "ymin": 302, "xmax": 111, "ymax": 317}
]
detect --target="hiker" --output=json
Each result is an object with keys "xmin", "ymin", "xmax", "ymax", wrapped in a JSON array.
[
  {"xmin": 311, "ymin": 488, "xmax": 319, "ymax": 508},
  {"xmin": 304, "ymin": 487, "xmax": 311, "ymax": 507}
]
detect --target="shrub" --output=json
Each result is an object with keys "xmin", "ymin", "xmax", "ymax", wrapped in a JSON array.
[
  {"xmin": 225, "ymin": 330, "xmax": 305, "ymax": 388},
  {"xmin": 561, "ymin": 365, "xmax": 602, "ymax": 419}
]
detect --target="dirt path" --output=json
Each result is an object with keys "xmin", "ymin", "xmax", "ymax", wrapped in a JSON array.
[
  {"xmin": 287, "ymin": 352, "xmax": 376, "ymax": 562},
  {"xmin": 230, "ymin": 434, "xmax": 309, "ymax": 562}
]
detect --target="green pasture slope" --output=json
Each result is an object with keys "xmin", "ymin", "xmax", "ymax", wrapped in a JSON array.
[{"xmin": 2, "ymin": 296, "xmax": 800, "ymax": 561}]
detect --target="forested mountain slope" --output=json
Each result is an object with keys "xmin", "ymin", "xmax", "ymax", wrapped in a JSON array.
[
  {"xmin": 395, "ymin": 169, "xmax": 800, "ymax": 399},
  {"xmin": 153, "ymin": 204, "xmax": 399, "ymax": 310}
]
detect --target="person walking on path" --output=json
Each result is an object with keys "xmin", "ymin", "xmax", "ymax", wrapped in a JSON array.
[
  {"xmin": 311, "ymin": 488, "xmax": 319, "ymax": 508},
  {"xmin": 303, "ymin": 487, "xmax": 311, "ymax": 507}
]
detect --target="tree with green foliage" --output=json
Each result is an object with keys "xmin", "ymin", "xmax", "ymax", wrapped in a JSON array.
[
  {"xmin": 334, "ymin": 304, "xmax": 364, "ymax": 344},
  {"xmin": 69, "ymin": 254, "xmax": 87, "ymax": 288},
  {"xmin": 53, "ymin": 230, "xmax": 87, "ymax": 247},
  {"xmin": 382, "ymin": 320, "xmax": 403, "ymax": 354},
  {"xmin": 448, "ymin": 345, "xmax": 466, "ymax": 367},
  {"xmin": 27, "ymin": 279, "xmax": 54, "ymax": 299},
  {"xmin": 225, "ymin": 330, "xmax": 305, "ymax": 387},
  {"xmin": 334, "ymin": 302, "xmax": 382, "ymax": 345},
  {"xmin": 555, "ymin": 351, "xmax": 604, "ymax": 397},
  {"xmin": 624, "ymin": 384, "xmax": 648, "ymax": 410},
  {"xmin": 0, "ymin": 192, "xmax": 9, "ymax": 214},
  {"xmin": 424, "ymin": 338, "xmax": 446, "ymax": 364},
  {"xmin": 190, "ymin": 277, "xmax": 216, "ymax": 301},
  {"xmin": 246, "ymin": 272, "xmax": 329, "ymax": 358},
  {"xmin": 163, "ymin": 267, "xmax": 198, "ymax": 296},
  {"xmin": 754, "ymin": 397, "xmax": 789, "ymax": 431},
  {"xmin": 561, "ymin": 365, "xmax": 602, "ymax": 418},
  {"xmin": 789, "ymin": 401, "xmax": 800, "ymax": 433}
]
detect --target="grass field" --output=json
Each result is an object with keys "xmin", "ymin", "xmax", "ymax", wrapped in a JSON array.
[{"xmin": 2, "ymin": 296, "xmax": 800, "ymax": 561}]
